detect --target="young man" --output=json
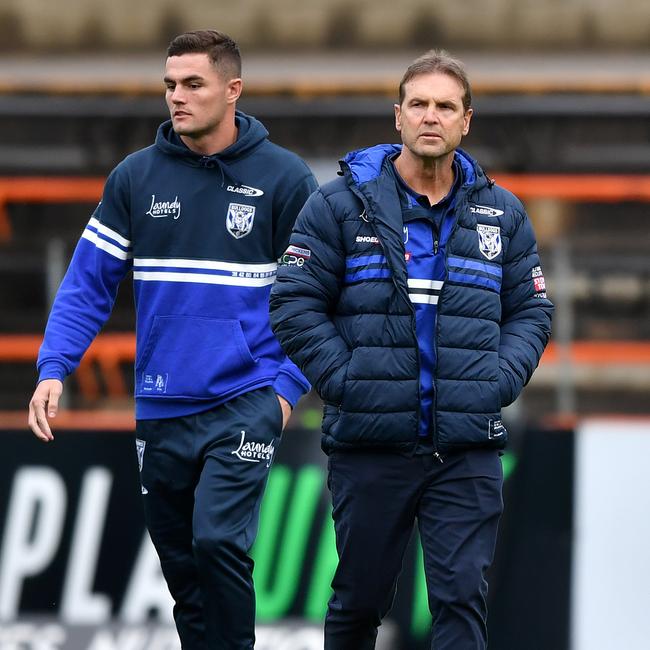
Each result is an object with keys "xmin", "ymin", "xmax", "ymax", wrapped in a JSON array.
[
  {"xmin": 270, "ymin": 51, "xmax": 553, "ymax": 649},
  {"xmin": 28, "ymin": 30, "xmax": 317, "ymax": 650}
]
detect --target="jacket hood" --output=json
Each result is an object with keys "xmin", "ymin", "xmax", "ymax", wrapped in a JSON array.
[
  {"xmin": 155, "ymin": 110, "xmax": 269, "ymax": 183},
  {"xmin": 341, "ymin": 144, "xmax": 484, "ymax": 190}
]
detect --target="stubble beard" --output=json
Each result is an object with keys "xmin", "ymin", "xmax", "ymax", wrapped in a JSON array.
[{"xmin": 409, "ymin": 138, "xmax": 451, "ymax": 163}]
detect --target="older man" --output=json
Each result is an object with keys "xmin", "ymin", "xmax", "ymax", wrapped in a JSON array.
[{"xmin": 270, "ymin": 50, "xmax": 553, "ymax": 649}]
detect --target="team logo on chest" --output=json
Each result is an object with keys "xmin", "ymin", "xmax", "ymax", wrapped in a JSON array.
[
  {"xmin": 476, "ymin": 223, "xmax": 502, "ymax": 260},
  {"xmin": 226, "ymin": 202, "xmax": 256, "ymax": 239}
]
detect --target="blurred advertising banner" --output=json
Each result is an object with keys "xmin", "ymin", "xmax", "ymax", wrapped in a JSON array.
[
  {"xmin": 0, "ymin": 620, "xmax": 397, "ymax": 650},
  {"xmin": 0, "ymin": 425, "xmax": 397, "ymax": 649},
  {"xmin": 570, "ymin": 420, "xmax": 650, "ymax": 650},
  {"xmin": 3, "ymin": 419, "xmax": 646, "ymax": 649}
]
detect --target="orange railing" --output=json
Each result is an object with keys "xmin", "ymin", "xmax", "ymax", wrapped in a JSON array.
[
  {"xmin": 2, "ymin": 334, "xmax": 649, "ymax": 400},
  {"xmin": 496, "ymin": 174, "xmax": 650, "ymax": 202},
  {"xmin": 0, "ymin": 177, "xmax": 104, "ymax": 241},
  {"xmin": 1, "ymin": 333, "xmax": 134, "ymax": 399},
  {"xmin": 0, "ymin": 409, "xmax": 135, "ymax": 430},
  {"xmin": 2, "ymin": 174, "xmax": 650, "ymax": 242},
  {"xmin": 1, "ymin": 174, "xmax": 649, "ymax": 400}
]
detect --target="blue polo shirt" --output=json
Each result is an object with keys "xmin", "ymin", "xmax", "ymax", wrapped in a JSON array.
[{"xmin": 387, "ymin": 157, "xmax": 462, "ymax": 438}]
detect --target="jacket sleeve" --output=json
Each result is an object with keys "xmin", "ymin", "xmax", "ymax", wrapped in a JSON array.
[
  {"xmin": 269, "ymin": 168, "xmax": 319, "ymax": 405},
  {"xmin": 270, "ymin": 189, "xmax": 352, "ymax": 405},
  {"xmin": 498, "ymin": 203, "xmax": 554, "ymax": 407},
  {"xmin": 37, "ymin": 164, "xmax": 133, "ymax": 383}
]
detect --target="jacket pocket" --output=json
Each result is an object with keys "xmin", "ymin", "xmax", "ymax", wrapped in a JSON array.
[
  {"xmin": 321, "ymin": 403, "xmax": 341, "ymax": 437},
  {"xmin": 135, "ymin": 315, "xmax": 256, "ymax": 399},
  {"xmin": 318, "ymin": 359, "xmax": 350, "ymax": 406}
]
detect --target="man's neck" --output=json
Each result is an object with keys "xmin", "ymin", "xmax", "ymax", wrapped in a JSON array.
[
  {"xmin": 393, "ymin": 150, "xmax": 456, "ymax": 205},
  {"xmin": 179, "ymin": 119, "xmax": 238, "ymax": 156}
]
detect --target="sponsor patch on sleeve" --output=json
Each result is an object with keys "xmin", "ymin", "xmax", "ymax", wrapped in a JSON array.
[
  {"xmin": 488, "ymin": 419, "xmax": 507, "ymax": 440},
  {"xmin": 532, "ymin": 265, "xmax": 547, "ymax": 298},
  {"xmin": 280, "ymin": 245, "xmax": 311, "ymax": 268}
]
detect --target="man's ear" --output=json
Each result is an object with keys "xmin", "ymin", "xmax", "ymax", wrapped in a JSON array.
[
  {"xmin": 394, "ymin": 103, "xmax": 402, "ymax": 132},
  {"xmin": 462, "ymin": 107, "xmax": 473, "ymax": 136},
  {"xmin": 226, "ymin": 78, "xmax": 243, "ymax": 104}
]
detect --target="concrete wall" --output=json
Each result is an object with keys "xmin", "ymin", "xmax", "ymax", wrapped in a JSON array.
[{"xmin": 0, "ymin": 0, "xmax": 648, "ymax": 51}]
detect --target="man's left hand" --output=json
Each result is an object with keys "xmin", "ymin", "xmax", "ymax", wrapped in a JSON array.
[{"xmin": 276, "ymin": 394, "xmax": 292, "ymax": 431}]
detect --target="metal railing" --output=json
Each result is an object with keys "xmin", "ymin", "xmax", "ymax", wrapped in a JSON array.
[{"xmin": 1, "ymin": 174, "xmax": 649, "ymax": 415}]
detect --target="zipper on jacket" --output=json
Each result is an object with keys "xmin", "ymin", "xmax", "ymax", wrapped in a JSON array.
[
  {"xmin": 431, "ymin": 369, "xmax": 441, "ymax": 458},
  {"xmin": 430, "ymin": 186, "xmax": 470, "ymax": 458},
  {"xmin": 367, "ymin": 215, "xmax": 412, "ymax": 308},
  {"xmin": 366, "ymin": 215, "xmax": 422, "ymax": 443},
  {"xmin": 346, "ymin": 171, "xmax": 423, "ymax": 447}
]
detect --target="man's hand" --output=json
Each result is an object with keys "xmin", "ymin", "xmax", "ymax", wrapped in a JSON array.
[
  {"xmin": 276, "ymin": 394, "xmax": 292, "ymax": 431},
  {"xmin": 28, "ymin": 379, "xmax": 63, "ymax": 442}
]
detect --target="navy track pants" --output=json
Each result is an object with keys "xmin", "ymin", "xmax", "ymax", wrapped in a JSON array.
[
  {"xmin": 325, "ymin": 446, "xmax": 503, "ymax": 650},
  {"xmin": 135, "ymin": 386, "xmax": 283, "ymax": 650}
]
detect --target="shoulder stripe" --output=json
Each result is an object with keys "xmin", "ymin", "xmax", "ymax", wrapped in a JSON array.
[
  {"xmin": 345, "ymin": 254, "xmax": 387, "ymax": 270},
  {"xmin": 88, "ymin": 218, "xmax": 131, "ymax": 248},
  {"xmin": 344, "ymin": 268, "xmax": 392, "ymax": 284},
  {"xmin": 448, "ymin": 271, "xmax": 501, "ymax": 292},
  {"xmin": 81, "ymin": 230, "xmax": 132, "ymax": 260},
  {"xmin": 448, "ymin": 256, "xmax": 502, "ymax": 278}
]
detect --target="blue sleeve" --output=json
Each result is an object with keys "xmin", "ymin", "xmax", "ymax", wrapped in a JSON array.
[
  {"xmin": 272, "ymin": 358, "xmax": 312, "ymax": 408},
  {"xmin": 498, "ymin": 205, "xmax": 554, "ymax": 406},
  {"xmin": 37, "ymin": 165, "xmax": 133, "ymax": 382}
]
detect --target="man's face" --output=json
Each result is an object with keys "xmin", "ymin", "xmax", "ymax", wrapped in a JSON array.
[
  {"xmin": 395, "ymin": 72, "xmax": 472, "ymax": 161},
  {"xmin": 164, "ymin": 53, "xmax": 241, "ymax": 139}
]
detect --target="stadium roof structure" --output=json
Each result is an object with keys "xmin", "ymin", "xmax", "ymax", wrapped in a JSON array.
[{"xmin": 0, "ymin": 51, "xmax": 649, "ymax": 97}]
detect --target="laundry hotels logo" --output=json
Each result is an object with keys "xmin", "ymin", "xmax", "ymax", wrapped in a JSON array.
[
  {"xmin": 146, "ymin": 195, "xmax": 181, "ymax": 219},
  {"xmin": 231, "ymin": 430, "xmax": 275, "ymax": 466}
]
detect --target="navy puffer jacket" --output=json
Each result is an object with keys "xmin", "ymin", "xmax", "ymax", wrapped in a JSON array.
[{"xmin": 270, "ymin": 145, "xmax": 553, "ymax": 454}]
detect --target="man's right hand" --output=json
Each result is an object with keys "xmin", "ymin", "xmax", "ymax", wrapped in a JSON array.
[{"xmin": 28, "ymin": 379, "xmax": 63, "ymax": 442}]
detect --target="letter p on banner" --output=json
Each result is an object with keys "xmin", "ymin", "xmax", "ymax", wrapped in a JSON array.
[{"xmin": 0, "ymin": 467, "xmax": 67, "ymax": 619}]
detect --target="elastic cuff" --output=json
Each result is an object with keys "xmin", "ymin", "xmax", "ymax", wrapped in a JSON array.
[
  {"xmin": 37, "ymin": 361, "xmax": 68, "ymax": 384},
  {"xmin": 272, "ymin": 372, "xmax": 309, "ymax": 409}
]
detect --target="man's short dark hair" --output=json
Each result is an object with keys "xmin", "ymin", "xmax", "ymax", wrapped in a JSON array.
[
  {"xmin": 399, "ymin": 50, "xmax": 472, "ymax": 111},
  {"xmin": 167, "ymin": 30, "xmax": 241, "ymax": 79}
]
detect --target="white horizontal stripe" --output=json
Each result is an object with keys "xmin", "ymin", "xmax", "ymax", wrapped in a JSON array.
[
  {"xmin": 82, "ymin": 230, "xmax": 132, "ymax": 260},
  {"xmin": 409, "ymin": 293, "xmax": 440, "ymax": 305},
  {"xmin": 407, "ymin": 278, "xmax": 444, "ymax": 290},
  {"xmin": 88, "ymin": 217, "xmax": 131, "ymax": 248},
  {"xmin": 133, "ymin": 271, "xmax": 275, "ymax": 287},
  {"xmin": 134, "ymin": 257, "xmax": 277, "ymax": 274}
]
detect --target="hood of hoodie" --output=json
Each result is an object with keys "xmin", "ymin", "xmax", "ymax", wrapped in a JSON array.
[
  {"xmin": 340, "ymin": 143, "xmax": 484, "ymax": 191},
  {"xmin": 155, "ymin": 110, "xmax": 269, "ymax": 184}
]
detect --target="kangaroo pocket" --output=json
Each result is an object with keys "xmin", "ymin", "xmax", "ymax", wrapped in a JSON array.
[{"xmin": 135, "ymin": 315, "xmax": 257, "ymax": 399}]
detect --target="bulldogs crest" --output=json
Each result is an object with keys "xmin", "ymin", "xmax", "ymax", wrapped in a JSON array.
[
  {"xmin": 226, "ymin": 203, "xmax": 256, "ymax": 239},
  {"xmin": 476, "ymin": 223, "xmax": 502, "ymax": 260}
]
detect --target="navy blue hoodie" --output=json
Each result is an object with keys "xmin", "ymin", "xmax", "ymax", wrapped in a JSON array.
[{"xmin": 38, "ymin": 111, "xmax": 318, "ymax": 419}]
